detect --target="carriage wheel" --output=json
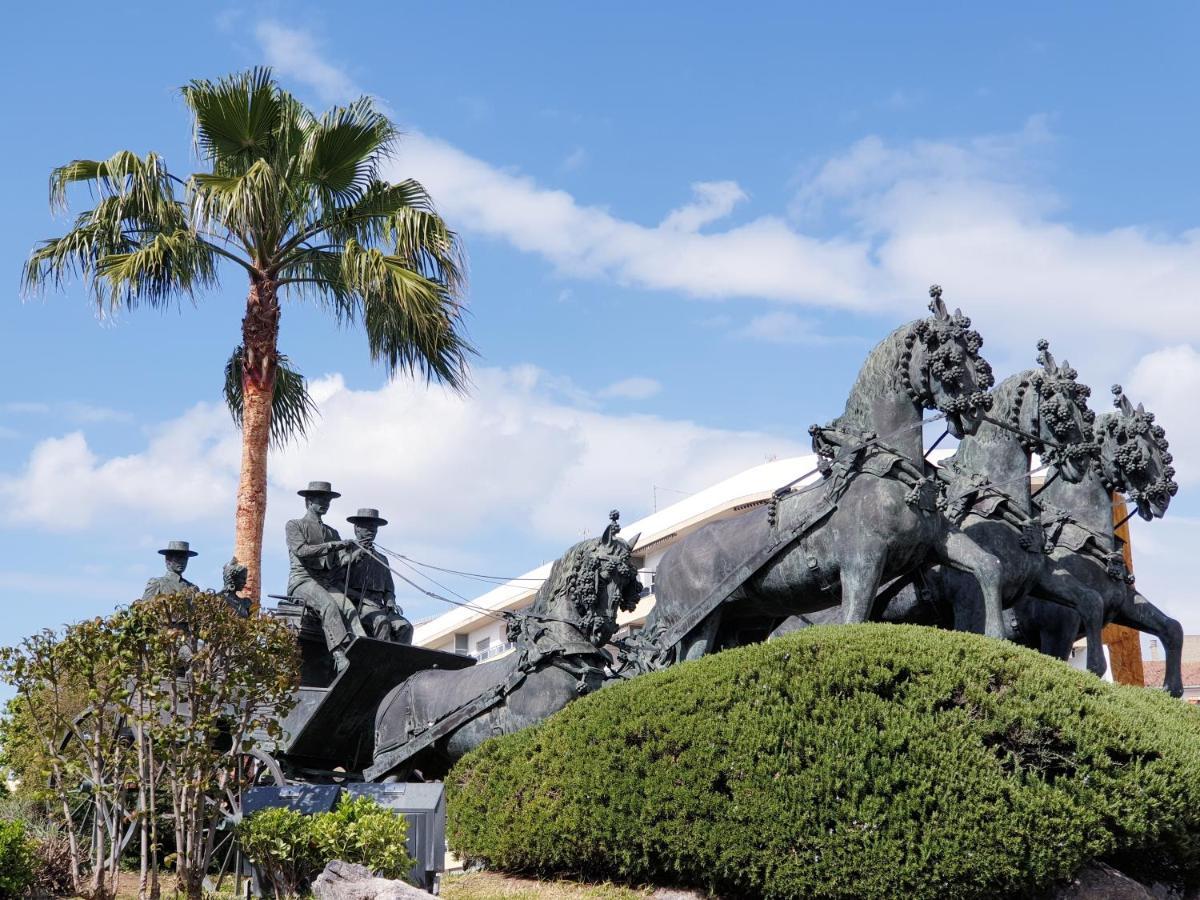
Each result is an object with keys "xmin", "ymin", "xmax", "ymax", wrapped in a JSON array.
[
  {"xmin": 206, "ymin": 748, "xmax": 287, "ymax": 893},
  {"xmin": 54, "ymin": 708, "xmax": 141, "ymax": 880}
]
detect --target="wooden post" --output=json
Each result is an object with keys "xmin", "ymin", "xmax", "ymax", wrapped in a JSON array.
[{"xmin": 1101, "ymin": 494, "xmax": 1144, "ymax": 686}]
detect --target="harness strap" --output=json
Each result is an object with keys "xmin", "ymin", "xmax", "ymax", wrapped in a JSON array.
[{"xmin": 653, "ymin": 436, "xmax": 947, "ymax": 661}]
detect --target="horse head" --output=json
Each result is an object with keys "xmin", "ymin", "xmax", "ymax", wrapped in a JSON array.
[
  {"xmin": 1009, "ymin": 340, "xmax": 1097, "ymax": 483},
  {"xmin": 903, "ymin": 285, "xmax": 995, "ymax": 439},
  {"xmin": 523, "ymin": 512, "xmax": 642, "ymax": 652},
  {"xmin": 1097, "ymin": 386, "xmax": 1178, "ymax": 521}
]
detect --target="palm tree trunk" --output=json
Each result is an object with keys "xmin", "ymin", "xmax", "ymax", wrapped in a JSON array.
[{"xmin": 234, "ymin": 277, "xmax": 279, "ymax": 605}]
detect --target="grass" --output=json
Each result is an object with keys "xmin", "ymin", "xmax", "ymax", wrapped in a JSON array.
[
  {"xmin": 102, "ymin": 869, "xmax": 688, "ymax": 899},
  {"xmin": 441, "ymin": 871, "xmax": 674, "ymax": 899}
]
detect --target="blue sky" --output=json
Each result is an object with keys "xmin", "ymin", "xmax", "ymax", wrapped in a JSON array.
[{"xmin": 3, "ymin": 3, "xmax": 1200, "ymax": 682}]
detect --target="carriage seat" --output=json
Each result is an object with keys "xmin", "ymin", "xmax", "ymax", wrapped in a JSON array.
[{"xmin": 266, "ymin": 598, "xmax": 337, "ymax": 687}]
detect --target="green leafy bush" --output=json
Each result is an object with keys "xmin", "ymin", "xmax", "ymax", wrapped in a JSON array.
[
  {"xmin": 239, "ymin": 795, "xmax": 415, "ymax": 898},
  {"xmin": 239, "ymin": 807, "xmax": 320, "ymax": 899},
  {"xmin": 448, "ymin": 624, "xmax": 1200, "ymax": 900},
  {"xmin": 308, "ymin": 795, "xmax": 415, "ymax": 880},
  {"xmin": 0, "ymin": 818, "xmax": 35, "ymax": 898}
]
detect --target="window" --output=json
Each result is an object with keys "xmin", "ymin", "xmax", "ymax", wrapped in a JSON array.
[
  {"xmin": 454, "ymin": 633, "xmax": 469, "ymax": 655},
  {"xmin": 476, "ymin": 637, "xmax": 491, "ymax": 654},
  {"xmin": 639, "ymin": 571, "xmax": 655, "ymax": 596}
]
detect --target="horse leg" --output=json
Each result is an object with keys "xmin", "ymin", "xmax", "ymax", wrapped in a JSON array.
[
  {"xmin": 678, "ymin": 610, "xmax": 722, "ymax": 662},
  {"xmin": 840, "ymin": 550, "xmax": 886, "ymax": 625},
  {"xmin": 935, "ymin": 531, "xmax": 1006, "ymax": 639},
  {"xmin": 1030, "ymin": 570, "xmax": 1108, "ymax": 678},
  {"xmin": 1112, "ymin": 589, "xmax": 1184, "ymax": 697},
  {"xmin": 768, "ymin": 608, "xmax": 840, "ymax": 640}
]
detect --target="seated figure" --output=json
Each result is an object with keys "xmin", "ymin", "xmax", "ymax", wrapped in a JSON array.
[
  {"xmin": 285, "ymin": 481, "xmax": 359, "ymax": 673},
  {"xmin": 342, "ymin": 508, "xmax": 413, "ymax": 645}
]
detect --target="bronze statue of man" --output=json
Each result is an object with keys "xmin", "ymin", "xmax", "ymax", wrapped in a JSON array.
[
  {"xmin": 143, "ymin": 541, "xmax": 200, "ymax": 601},
  {"xmin": 342, "ymin": 508, "xmax": 413, "ymax": 644},
  {"xmin": 285, "ymin": 481, "xmax": 359, "ymax": 672}
]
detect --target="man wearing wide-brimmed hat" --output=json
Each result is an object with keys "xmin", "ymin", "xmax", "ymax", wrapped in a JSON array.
[
  {"xmin": 285, "ymin": 481, "xmax": 358, "ymax": 673},
  {"xmin": 342, "ymin": 508, "xmax": 413, "ymax": 644},
  {"xmin": 143, "ymin": 541, "xmax": 200, "ymax": 601}
]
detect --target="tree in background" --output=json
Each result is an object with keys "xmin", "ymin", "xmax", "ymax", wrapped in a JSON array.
[
  {"xmin": 24, "ymin": 67, "xmax": 472, "ymax": 600},
  {"xmin": 0, "ymin": 595, "xmax": 299, "ymax": 900}
]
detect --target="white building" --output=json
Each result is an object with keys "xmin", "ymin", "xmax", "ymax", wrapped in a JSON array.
[{"xmin": 413, "ymin": 455, "xmax": 829, "ymax": 659}]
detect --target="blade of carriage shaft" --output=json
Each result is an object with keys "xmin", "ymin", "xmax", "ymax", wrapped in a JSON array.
[
  {"xmin": 1030, "ymin": 469, "xmax": 1060, "ymax": 499},
  {"xmin": 925, "ymin": 427, "xmax": 951, "ymax": 459},
  {"xmin": 1114, "ymin": 507, "xmax": 1138, "ymax": 531}
]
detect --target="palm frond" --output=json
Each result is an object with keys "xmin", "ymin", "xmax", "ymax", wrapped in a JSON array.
[
  {"xmin": 283, "ymin": 179, "xmax": 434, "ymax": 255},
  {"xmin": 49, "ymin": 150, "xmax": 177, "ymax": 219},
  {"xmin": 338, "ymin": 239, "xmax": 473, "ymax": 389},
  {"xmin": 385, "ymin": 206, "xmax": 466, "ymax": 294},
  {"xmin": 224, "ymin": 346, "xmax": 319, "ymax": 447},
  {"xmin": 180, "ymin": 68, "xmax": 283, "ymax": 170},
  {"xmin": 189, "ymin": 159, "xmax": 284, "ymax": 239},
  {"xmin": 301, "ymin": 97, "xmax": 397, "ymax": 207},
  {"xmin": 94, "ymin": 230, "xmax": 218, "ymax": 309}
]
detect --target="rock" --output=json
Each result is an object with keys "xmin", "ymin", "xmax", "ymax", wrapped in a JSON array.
[
  {"xmin": 1055, "ymin": 863, "xmax": 1159, "ymax": 900},
  {"xmin": 311, "ymin": 861, "xmax": 430, "ymax": 899},
  {"xmin": 650, "ymin": 890, "xmax": 709, "ymax": 899}
]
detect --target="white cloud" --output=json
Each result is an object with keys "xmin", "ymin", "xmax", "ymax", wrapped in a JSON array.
[
  {"xmin": 1125, "ymin": 345, "xmax": 1200, "ymax": 487},
  {"xmin": 255, "ymin": 21, "xmax": 361, "ymax": 104},
  {"xmin": 659, "ymin": 181, "xmax": 748, "ymax": 232},
  {"xmin": 738, "ymin": 312, "xmax": 860, "ymax": 346},
  {"xmin": 598, "ymin": 377, "xmax": 662, "ymax": 400},
  {"xmin": 390, "ymin": 132, "xmax": 872, "ymax": 307},
  {"xmin": 0, "ymin": 367, "xmax": 802, "ymax": 552},
  {"xmin": 3, "ymin": 401, "xmax": 132, "ymax": 424},
  {"xmin": 1127, "ymin": 515, "xmax": 1200, "ymax": 634},
  {"xmin": 250, "ymin": 21, "xmax": 1200, "ymax": 360},
  {"xmin": 0, "ymin": 405, "xmax": 241, "ymax": 531}
]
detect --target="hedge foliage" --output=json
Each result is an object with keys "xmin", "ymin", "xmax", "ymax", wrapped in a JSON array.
[
  {"xmin": 239, "ymin": 795, "xmax": 414, "ymax": 898},
  {"xmin": 0, "ymin": 818, "xmax": 35, "ymax": 898},
  {"xmin": 447, "ymin": 624, "xmax": 1200, "ymax": 900}
]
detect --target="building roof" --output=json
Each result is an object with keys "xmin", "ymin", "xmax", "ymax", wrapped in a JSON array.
[
  {"xmin": 1143, "ymin": 660, "xmax": 1200, "ymax": 689},
  {"xmin": 412, "ymin": 449, "xmax": 958, "ymax": 647},
  {"xmin": 413, "ymin": 454, "xmax": 826, "ymax": 645}
]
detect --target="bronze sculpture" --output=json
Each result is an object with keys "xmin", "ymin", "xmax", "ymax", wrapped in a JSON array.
[
  {"xmin": 142, "ymin": 540, "xmax": 200, "ymax": 601},
  {"xmin": 285, "ymin": 481, "xmax": 358, "ymax": 673},
  {"xmin": 367, "ymin": 516, "xmax": 642, "ymax": 780},
  {"xmin": 343, "ymin": 508, "xmax": 413, "ymax": 644}
]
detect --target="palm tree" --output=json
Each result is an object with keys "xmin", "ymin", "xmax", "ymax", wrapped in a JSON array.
[{"xmin": 24, "ymin": 69, "xmax": 471, "ymax": 601}]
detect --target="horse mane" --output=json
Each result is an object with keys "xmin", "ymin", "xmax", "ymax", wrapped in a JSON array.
[
  {"xmin": 832, "ymin": 321, "xmax": 915, "ymax": 433},
  {"xmin": 967, "ymin": 370, "xmax": 1032, "ymax": 447},
  {"xmin": 528, "ymin": 537, "xmax": 600, "ymax": 617}
]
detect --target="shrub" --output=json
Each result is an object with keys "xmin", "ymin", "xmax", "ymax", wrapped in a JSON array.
[
  {"xmin": 0, "ymin": 794, "xmax": 75, "ymax": 897},
  {"xmin": 239, "ymin": 807, "xmax": 320, "ymax": 899},
  {"xmin": 447, "ymin": 624, "xmax": 1200, "ymax": 900},
  {"xmin": 239, "ymin": 795, "xmax": 415, "ymax": 898},
  {"xmin": 0, "ymin": 818, "xmax": 35, "ymax": 898},
  {"xmin": 308, "ymin": 795, "xmax": 415, "ymax": 880}
]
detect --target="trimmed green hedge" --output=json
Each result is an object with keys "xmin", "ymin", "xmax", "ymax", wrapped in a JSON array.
[{"xmin": 447, "ymin": 625, "xmax": 1200, "ymax": 900}]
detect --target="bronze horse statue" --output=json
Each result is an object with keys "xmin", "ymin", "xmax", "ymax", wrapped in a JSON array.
[
  {"xmin": 369, "ymin": 519, "xmax": 642, "ymax": 780},
  {"xmin": 773, "ymin": 342, "xmax": 1106, "ymax": 671},
  {"xmin": 1008, "ymin": 387, "xmax": 1181, "ymax": 693},
  {"xmin": 843, "ymin": 386, "xmax": 1180, "ymax": 695},
  {"xmin": 637, "ymin": 287, "xmax": 1002, "ymax": 667}
]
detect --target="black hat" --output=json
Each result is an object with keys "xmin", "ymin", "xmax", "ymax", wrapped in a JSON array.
[
  {"xmin": 298, "ymin": 480, "xmax": 341, "ymax": 499},
  {"xmin": 347, "ymin": 508, "xmax": 388, "ymax": 527},
  {"xmin": 158, "ymin": 540, "xmax": 198, "ymax": 558}
]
